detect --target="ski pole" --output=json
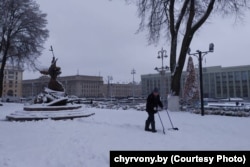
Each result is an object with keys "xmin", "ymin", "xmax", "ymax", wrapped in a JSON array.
[
  {"xmin": 165, "ymin": 94, "xmax": 179, "ymax": 131},
  {"xmin": 157, "ymin": 109, "xmax": 165, "ymax": 134},
  {"xmin": 166, "ymin": 109, "xmax": 179, "ymax": 130}
]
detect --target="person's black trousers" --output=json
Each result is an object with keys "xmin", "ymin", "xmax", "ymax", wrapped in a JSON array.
[{"xmin": 147, "ymin": 112, "xmax": 155, "ymax": 122}]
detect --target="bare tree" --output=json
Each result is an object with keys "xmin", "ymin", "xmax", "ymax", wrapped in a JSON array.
[
  {"xmin": 134, "ymin": 0, "xmax": 249, "ymax": 98},
  {"xmin": 0, "ymin": 0, "xmax": 49, "ymax": 97}
]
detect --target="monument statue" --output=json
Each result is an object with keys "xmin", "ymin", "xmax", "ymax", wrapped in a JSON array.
[
  {"xmin": 5, "ymin": 46, "xmax": 95, "ymax": 121},
  {"xmin": 40, "ymin": 56, "xmax": 64, "ymax": 92},
  {"xmin": 34, "ymin": 46, "xmax": 67, "ymax": 105}
]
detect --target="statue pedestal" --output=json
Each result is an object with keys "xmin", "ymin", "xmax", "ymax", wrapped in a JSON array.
[
  {"xmin": 24, "ymin": 104, "xmax": 82, "ymax": 111},
  {"xmin": 6, "ymin": 55, "xmax": 95, "ymax": 121},
  {"xmin": 6, "ymin": 88, "xmax": 95, "ymax": 121}
]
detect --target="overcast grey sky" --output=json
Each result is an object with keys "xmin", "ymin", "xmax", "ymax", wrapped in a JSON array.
[{"xmin": 24, "ymin": 0, "xmax": 250, "ymax": 83}]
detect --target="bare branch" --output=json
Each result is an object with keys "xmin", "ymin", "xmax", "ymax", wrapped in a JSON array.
[
  {"xmin": 132, "ymin": 0, "xmax": 250, "ymax": 95},
  {"xmin": 175, "ymin": 0, "xmax": 190, "ymax": 33},
  {"xmin": 191, "ymin": 0, "xmax": 215, "ymax": 33},
  {"xmin": 0, "ymin": 0, "xmax": 49, "ymax": 96}
]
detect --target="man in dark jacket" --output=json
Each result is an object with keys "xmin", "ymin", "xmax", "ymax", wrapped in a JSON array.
[{"xmin": 145, "ymin": 88, "xmax": 163, "ymax": 133}]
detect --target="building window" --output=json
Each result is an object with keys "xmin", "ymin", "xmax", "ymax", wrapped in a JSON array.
[
  {"xmin": 228, "ymin": 72, "xmax": 234, "ymax": 97},
  {"xmin": 7, "ymin": 90, "xmax": 14, "ymax": 96},
  {"xmin": 9, "ymin": 80, "xmax": 13, "ymax": 88},
  {"xmin": 8, "ymin": 75, "xmax": 14, "ymax": 80},
  {"xmin": 222, "ymin": 72, "xmax": 228, "ymax": 98},
  {"xmin": 209, "ymin": 73, "xmax": 215, "ymax": 98},
  {"xmin": 241, "ymin": 71, "xmax": 248, "ymax": 97},
  {"xmin": 216, "ymin": 73, "xmax": 221, "ymax": 97},
  {"xmin": 234, "ymin": 71, "xmax": 241, "ymax": 97}
]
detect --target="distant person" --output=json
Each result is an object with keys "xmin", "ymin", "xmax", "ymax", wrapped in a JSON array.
[
  {"xmin": 145, "ymin": 88, "xmax": 163, "ymax": 133},
  {"xmin": 236, "ymin": 101, "xmax": 239, "ymax": 106}
]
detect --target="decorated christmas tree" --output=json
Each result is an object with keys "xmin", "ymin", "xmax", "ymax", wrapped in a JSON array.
[{"xmin": 183, "ymin": 56, "xmax": 199, "ymax": 108}]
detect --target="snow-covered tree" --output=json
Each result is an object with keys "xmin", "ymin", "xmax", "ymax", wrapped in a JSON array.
[
  {"xmin": 183, "ymin": 56, "xmax": 199, "ymax": 107},
  {"xmin": 0, "ymin": 0, "xmax": 49, "ymax": 97}
]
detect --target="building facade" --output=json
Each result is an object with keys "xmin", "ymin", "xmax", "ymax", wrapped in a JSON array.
[
  {"xmin": 202, "ymin": 65, "xmax": 250, "ymax": 99},
  {"xmin": 22, "ymin": 75, "xmax": 104, "ymax": 98},
  {"xmin": 102, "ymin": 83, "xmax": 142, "ymax": 98},
  {"xmin": 141, "ymin": 65, "xmax": 250, "ymax": 99},
  {"xmin": 141, "ymin": 73, "xmax": 170, "ymax": 97},
  {"xmin": 23, "ymin": 75, "xmax": 142, "ymax": 99},
  {"xmin": 1, "ymin": 65, "xmax": 23, "ymax": 98}
]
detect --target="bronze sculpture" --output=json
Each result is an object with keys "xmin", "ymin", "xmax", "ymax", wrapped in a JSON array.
[
  {"xmin": 34, "ymin": 46, "xmax": 67, "ymax": 105},
  {"xmin": 40, "ymin": 56, "xmax": 64, "ymax": 92}
]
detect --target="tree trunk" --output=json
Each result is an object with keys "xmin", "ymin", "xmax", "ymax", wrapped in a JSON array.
[
  {"xmin": 170, "ymin": 0, "xmax": 215, "ymax": 96},
  {"xmin": 170, "ymin": 36, "xmax": 177, "ymax": 73},
  {"xmin": 0, "ymin": 55, "xmax": 7, "ymax": 97},
  {"xmin": 171, "ymin": 32, "xmax": 194, "ymax": 95},
  {"xmin": 171, "ymin": 69, "xmax": 182, "ymax": 96},
  {"xmin": 0, "ymin": 68, "xmax": 4, "ymax": 97},
  {"xmin": 0, "ymin": 39, "xmax": 10, "ymax": 97}
]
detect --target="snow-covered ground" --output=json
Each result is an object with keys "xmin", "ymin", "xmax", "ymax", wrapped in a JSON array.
[{"xmin": 0, "ymin": 103, "xmax": 250, "ymax": 167}]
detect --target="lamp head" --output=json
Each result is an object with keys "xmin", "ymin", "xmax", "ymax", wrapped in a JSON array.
[{"xmin": 209, "ymin": 43, "xmax": 214, "ymax": 52}]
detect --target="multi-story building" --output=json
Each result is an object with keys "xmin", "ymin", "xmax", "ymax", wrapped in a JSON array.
[
  {"xmin": 22, "ymin": 75, "xmax": 104, "ymax": 98},
  {"xmin": 102, "ymin": 83, "xmax": 142, "ymax": 98},
  {"xmin": 141, "ymin": 65, "xmax": 250, "ymax": 99},
  {"xmin": 141, "ymin": 73, "xmax": 170, "ymax": 98},
  {"xmin": 1, "ymin": 65, "xmax": 23, "ymax": 98},
  {"xmin": 23, "ymin": 75, "xmax": 142, "ymax": 99},
  {"xmin": 202, "ymin": 65, "xmax": 250, "ymax": 99}
]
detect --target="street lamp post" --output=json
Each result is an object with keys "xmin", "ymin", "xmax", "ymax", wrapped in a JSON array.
[
  {"xmin": 155, "ymin": 48, "xmax": 169, "ymax": 105},
  {"xmin": 188, "ymin": 43, "xmax": 214, "ymax": 116},
  {"xmin": 107, "ymin": 76, "xmax": 113, "ymax": 101},
  {"xmin": 131, "ymin": 68, "xmax": 136, "ymax": 104}
]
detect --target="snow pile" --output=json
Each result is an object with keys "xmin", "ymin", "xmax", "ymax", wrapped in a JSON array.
[{"xmin": 0, "ymin": 103, "xmax": 250, "ymax": 167}]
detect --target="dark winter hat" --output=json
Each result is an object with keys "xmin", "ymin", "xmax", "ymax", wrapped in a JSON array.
[{"xmin": 153, "ymin": 87, "xmax": 159, "ymax": 93}]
